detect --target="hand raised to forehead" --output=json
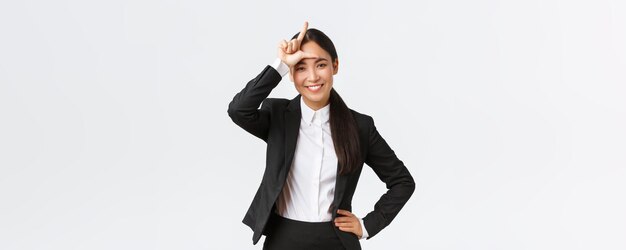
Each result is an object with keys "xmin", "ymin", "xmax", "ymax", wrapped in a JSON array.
[{"xmin": 277, "ymin": 21, "xmax": 318, "ymax": 67}]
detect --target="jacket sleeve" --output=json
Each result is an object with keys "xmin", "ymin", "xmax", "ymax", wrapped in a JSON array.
[
  {"xmin": 362, "ymin": 115, "xmax": 416, "ymax": 239},
  {"xmin": 227, "ymin": 65, "xmax": 282, "ymax": 142}
]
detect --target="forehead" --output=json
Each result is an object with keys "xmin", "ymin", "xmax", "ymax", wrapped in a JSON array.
[{"xmin": 299, "ymin": 42, "xmax": 332, "ymax": 61}]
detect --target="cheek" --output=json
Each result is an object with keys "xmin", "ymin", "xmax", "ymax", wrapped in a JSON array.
[
  {"xmin": 294, "ymin": 74, "xmax": 307, "ymax": 85},
  {"xmin": 320, "ymin": 70, "xmax": 334, "ymax": 82},
  {"xmin": 320, "ymin": 67, "xmax": 334, "ymax": 76}
]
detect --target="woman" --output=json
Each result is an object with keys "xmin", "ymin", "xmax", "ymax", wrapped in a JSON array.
[{"xmin": 227, "ymin": 21, "xmax": 415, "ymax": 250}]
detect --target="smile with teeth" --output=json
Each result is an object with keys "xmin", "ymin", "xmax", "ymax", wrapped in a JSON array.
[{"xmin": 306, "ymin": 84, "xmax": 323, "ymax": 90}]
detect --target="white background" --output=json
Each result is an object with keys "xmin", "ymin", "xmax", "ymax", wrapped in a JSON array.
[{"xmin": 1, "ymin": 0, "xmax": 625, "ymax": 249}]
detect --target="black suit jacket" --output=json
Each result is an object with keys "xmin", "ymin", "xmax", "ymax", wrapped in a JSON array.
[{"xmin": 227, "ymin": 65, "xmax": 415, "ymax": 250}]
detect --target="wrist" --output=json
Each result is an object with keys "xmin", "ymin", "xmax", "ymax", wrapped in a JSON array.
[
  {"xmin": 270, "ymin": 58, "xmax": 290, "ymax": 77},
  {"xmin": 358, "ymin": 217, "xmax": 369, "ymax": 240}
]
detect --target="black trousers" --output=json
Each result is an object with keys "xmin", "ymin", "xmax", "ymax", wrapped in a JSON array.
[{"xmin": 262, "ymin": 212, "xmax": 347, "ymax": 250}]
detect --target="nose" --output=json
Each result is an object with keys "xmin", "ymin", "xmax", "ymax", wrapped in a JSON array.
[{"xmin": 308, "ymin": 69, "xmax": 320, "ymax": 82}]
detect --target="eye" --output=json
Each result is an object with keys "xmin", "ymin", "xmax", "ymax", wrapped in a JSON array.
[
  {"xmin": 317, "ymin": 64, "xmax": 327, "ymax": 68},
  {"xmin": 296, "ymin": 67, "xmax": 305, "ymax": 71}
]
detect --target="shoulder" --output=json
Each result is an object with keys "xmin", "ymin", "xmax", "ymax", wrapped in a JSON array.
[
  {"xmin": 349, "ymin": 108, "xmax": 375, "ymax": 131},
  {"xmin": 349, "ymin": 108, "xmax": 372, "ymax": 121}
]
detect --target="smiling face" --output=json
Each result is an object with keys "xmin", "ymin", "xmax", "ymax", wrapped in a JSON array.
[{"xmin": 289, "ymin": 41, "xmax": 339, "ymax": 111}]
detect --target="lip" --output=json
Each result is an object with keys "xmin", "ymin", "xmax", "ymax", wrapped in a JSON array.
[{"xmin": 305, "ymin": 84, "xmax": 324, "ymax": 93}]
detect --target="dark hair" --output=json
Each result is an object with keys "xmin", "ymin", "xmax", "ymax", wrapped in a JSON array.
[{"xmin": 291, "ymin": 29, "xmax": 361, "ymax": 175}]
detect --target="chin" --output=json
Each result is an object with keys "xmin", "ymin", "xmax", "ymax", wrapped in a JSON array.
[{"xmin": 304, "ymin": 92, "xmax": 326, "ymax": 99}]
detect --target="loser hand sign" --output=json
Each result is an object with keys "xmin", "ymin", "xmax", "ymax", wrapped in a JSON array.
[{"xmin": 277, "ymin": 21, "xmax": 318, "ymax": 67}]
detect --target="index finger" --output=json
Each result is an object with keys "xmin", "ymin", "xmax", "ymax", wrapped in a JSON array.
[
  {"xmin": 336, "ymin": 209, "xmax": 353, "ymax": 216},
  {"xmin": 334, "ymin": 217, "xmax": 353, "ymax": 222},
  {"xmin": 296, "ymin": 21, "xmax": 309, "ymax": 42}
]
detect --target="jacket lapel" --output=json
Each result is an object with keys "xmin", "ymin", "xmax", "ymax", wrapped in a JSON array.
[
  {"xmin": 333, "ymin": 163, "xmax": 348, "ymax": 214},
  {"xmin": 283, "ymin": 95, "xmax": 301, "ymax": 180}
]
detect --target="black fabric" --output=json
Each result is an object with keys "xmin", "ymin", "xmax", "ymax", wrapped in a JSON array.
[{"xmin": 263, "ymin": 212, "xmax": 347, "ymax": 250}]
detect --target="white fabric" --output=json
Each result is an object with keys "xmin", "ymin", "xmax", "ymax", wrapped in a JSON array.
[
  {"xmin": 275, "ymin": 97, "xmax": 336, "ymax": 222},
  {"xmin": 271, "ymin": 57, "xmax": 290, "ymax": 77}
]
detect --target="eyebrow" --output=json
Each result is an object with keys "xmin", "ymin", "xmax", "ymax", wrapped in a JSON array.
[{"xmin": 295, "ymin": 58, "xmax": 328, "ymax": 66}]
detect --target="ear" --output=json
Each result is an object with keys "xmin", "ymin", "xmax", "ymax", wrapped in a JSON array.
[
  {"xmin": 289, "ymin": 66, "xmax": 294, "ymax": 82},
  {"xmin": 333, "ymin": 58, "xmax": 339, "ymax": 75}
]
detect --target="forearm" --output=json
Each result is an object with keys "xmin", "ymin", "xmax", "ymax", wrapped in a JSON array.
[
  {"xmin": 362, "ymin": 178, "xmax": 415, "ymax": 238},
  {"xmin": 227, "ymin": 64, "xmax": 282, "ymax": 120},
  {"xmin": 227, "ymin": 61, "xmax": 284, "ymax": 141},
  {"xmin": 362, "ymin": 115, "xmax": 416, "ymax": 238}
]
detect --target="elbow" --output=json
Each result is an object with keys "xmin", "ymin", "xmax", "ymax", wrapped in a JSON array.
[
  {"xmin": 227, "ymin": 105, "xmax": 235, "ymax": 119},
  {"xmin": 388, "ymin": 175, "xmax": 416, "ymax": 200},
  {"xmin": 227, "ymin": 100, "xmax": 240, "ymax": 122},
  {"xmin": 404, "ymin": 175, "xmax": 416, "ymax": 198},
  {"xmin": 407, "ymin": 179, "xmax": 416, "ymax": 197}
]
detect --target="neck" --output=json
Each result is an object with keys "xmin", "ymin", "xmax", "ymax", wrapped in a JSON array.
[{"xmin": 302, "ymin": 96, "xmax": 329, "ymax": 111}]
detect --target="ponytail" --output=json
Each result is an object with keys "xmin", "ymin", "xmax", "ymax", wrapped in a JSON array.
[{"xmin": 329, "ymin": 88, "xmax": 361, "ymax": 175}]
